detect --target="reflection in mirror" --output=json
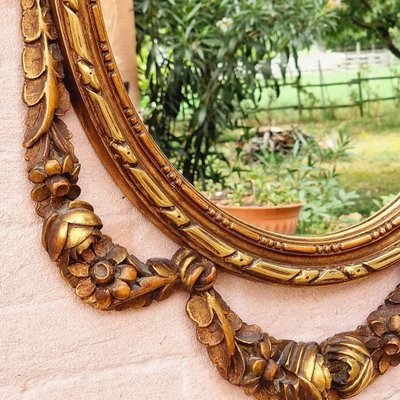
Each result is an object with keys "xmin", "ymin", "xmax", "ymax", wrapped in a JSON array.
[
  {"xmin": 101, "ymin": 0, "xmax": 400, "ymax": 236},
  {"xmin": 100, "ymin": 0, "xmax": 140, "ymax": 108}
]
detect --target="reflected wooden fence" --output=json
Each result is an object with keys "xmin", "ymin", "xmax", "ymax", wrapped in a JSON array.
[{"xmin": 266, "ymin": 73, "xmax": 400, "ymax": 118}]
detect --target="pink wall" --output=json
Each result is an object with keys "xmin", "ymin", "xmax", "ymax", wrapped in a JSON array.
[{"xmin": 1, "ymin": 1, "xmax": 399, "ymax": 398}]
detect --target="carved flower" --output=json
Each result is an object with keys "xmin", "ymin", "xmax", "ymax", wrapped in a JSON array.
[
  {"xmin": 368, "ymin": 294, "xmax": 400, "ymax": 374},
  {"xmin": 380, "ymin": 330, "xmax": 400, "ymax": 370},
  {"xmin": 29, "ymin": 155, "xmax": 81, "ymax": 216},
  {"xmin": 42, "ymin": 200, "xmax": 102, "ymax": 261},
  {"xmin": 321, "ymin": 334, "xmax": 373, "ymax": 398},
  {"xmin": 367, "ymin": 308, "xmax": 400, "ymax": 374},
  {"xmin": 68, "ymin": 239, "xmax": 137, "ymax": 310}
]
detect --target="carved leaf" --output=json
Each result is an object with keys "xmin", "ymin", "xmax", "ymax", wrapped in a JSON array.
[
  {"xmin": 43, "ymin": 9, "xmax": 58, "ymax": 40},
  {"xmin": 23, "ymin": 73, "xmax": 47, "ymax": 106},
  {"xmin": 68, "ymin": 0, "xmax": 80, "ymax": 13},
  {"xmin": 23, "ymin": 75, "xmax": 59, "ymax": 147},
  {"xmin": 236, "ymin": 324, "xmax": 263, "ymax": 345},
  {"xmin": 22, "ymin": 8, "xmax": 41, "ymax": 42},
  {"xmin": 148, "ymin": 259, "xmax": 176, "ymax": 279},
  {"xmin": 249, "ymin": 384, "xmax": 272, "ymax": 400},
  {"xmin": 206, "ymin": 292, "xmax": 236, "ymax": 356},
  {"xmin": 25, "ymin": 131, "xmax": 50, "ymax": 169},
  {"xmin": 186, "ymin": 295, "xmax": 214, "ymax": 327},
  {"xmin": 207, "ymin": 342, "xmax": 231, "ymax": 380},
  {"xmin": 49, "ymin": 118, "xmax": 76, "ymax": 160},
  {"xmin": 49, "ymin": 43, "xmax": 65, "ymax": 79},
  {"xmin": 276, "ymin": 341, "xmax": 331, "ymax": 400},
  {"xmin": 227, "ymin": 343, "xmax": 246, "ymax": 385},
  {"xmin": 55, "ymin": 84, "xmax": 70, "ymax": 115},
  {"xmin": 24, "ymin": 103, "xmax": 46, "ymax": 149},
  {"xmin": 153, "ymin": 272, "xmax": 180, "ymax": 302},
  {"xmin": 21, "ymin": 0, "xmax": 35, "ymax": 10},
  {"xmin": 387, "ymin": 289, "xmax": 400, "ymax": 305},
  {"xmin": 22, "ymin": 2, "xmax": 62, "ymax": 148},
  {"xmin": 77, "ymin": 61, "xmax": 100, "ymax": 90},
  {"xmin": 226, "ymin": 310, "xmax": 243, "ymax": 332},
  {"xmin": 197, "ymin": 321, "xmax": 225, "ymax": 347},
  {"xmin": 23, "ymin": 42, "xmax": 45, "ymax": 79}
]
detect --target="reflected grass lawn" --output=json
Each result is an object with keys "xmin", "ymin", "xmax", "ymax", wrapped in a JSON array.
[{"xmin": 295, "ymin": 111, "xmax": 400, "ymax": 215}]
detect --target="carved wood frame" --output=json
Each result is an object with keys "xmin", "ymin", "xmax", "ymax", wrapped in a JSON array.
[
  {"xmin": 21, "ymin": 1, "xmax": 400, "ymax": 398},
  {"xmin": 45, "ymin": 0, "xmax": 400, "ymax": 287}
]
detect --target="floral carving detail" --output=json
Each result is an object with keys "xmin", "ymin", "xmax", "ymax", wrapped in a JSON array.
[
  {"xmin": 42, "ymin": 200, "xmax": 103, "ymax": 261},
  {"xmin": 367, "ymin": 285, "xmax": 400, "ymax": 374},
  {"xmin": 29, "ymin": 154, "xmax": 81, "ymax": 212},
  {"xmin": 321, "ymin": 334, "xmax": 373, "ymax": 397},
  {"xmin": 22, "ymin": 0, "xmax": 182, "ymax": 315},
  {"xmin": 68, "ymin": 237, "xmax": 137, "ymax": 310}
]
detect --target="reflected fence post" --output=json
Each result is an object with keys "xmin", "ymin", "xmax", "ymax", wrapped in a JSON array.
[{"xmin": 356, "ymin": 71, "xmax": 364, "ymax": 117}]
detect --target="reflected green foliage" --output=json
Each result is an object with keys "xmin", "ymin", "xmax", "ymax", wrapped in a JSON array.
[
  {"xmin": 202, "ymin": 128, "xmax": 360, "ymax": 235},
  {"xmin": 325, "ymin": 0, "xmax": 400, "ymax": 55},
  {"xmin": 135, "ymin": 0, "xmax": 335, "ymax": 185}
]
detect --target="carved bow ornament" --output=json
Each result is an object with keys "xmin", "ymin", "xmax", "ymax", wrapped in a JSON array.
[{"xmin": 21, "ymin": 1, "xmax": 400, "ymax": 399}]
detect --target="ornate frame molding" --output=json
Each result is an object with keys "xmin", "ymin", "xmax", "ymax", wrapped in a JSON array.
[
  {"xmin": 21, "ymin": 1, "xmax": 400, "ymax": 399},
  {"xmin": 44, "ymin": 0, "xmax": 400, "ymax": 286}
]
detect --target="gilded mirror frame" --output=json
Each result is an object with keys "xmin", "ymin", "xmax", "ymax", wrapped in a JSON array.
[
  {"xmin": 21, "ymin": 1, "xmax": 400, "ymax": 398},
  {"xmin": 44, "ymin": 0, "xmax": 400, "ymax": 287}
]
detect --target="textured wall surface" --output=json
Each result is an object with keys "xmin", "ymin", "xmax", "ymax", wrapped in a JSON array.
[{"xmin": 1, "ymin": 1, "xmax": 400, "ymax": 399}]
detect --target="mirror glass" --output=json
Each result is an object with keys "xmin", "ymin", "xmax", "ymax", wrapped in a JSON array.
[{"xmin": 100, "ymin": 0, "xmax": 400, "ymax": 236}]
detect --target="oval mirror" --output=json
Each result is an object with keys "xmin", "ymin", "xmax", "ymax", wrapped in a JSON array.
[
  {"xmin": 52, "ymin": 0, "xmax": 400, "ymax": 286},
  {"xmin": 101, "ymin": 0, "xmax": 400, "ymax": 237}
]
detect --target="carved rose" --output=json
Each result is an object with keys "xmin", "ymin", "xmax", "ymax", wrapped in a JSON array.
[
  {"xmin": 42, "ymin": 200, "xmax": 102, "ymax": 261},
  {"xmin": 321, "ymin": 334, "xmax": 373, "ymax": 398}
]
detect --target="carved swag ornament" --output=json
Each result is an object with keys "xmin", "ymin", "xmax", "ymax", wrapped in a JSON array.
[{"xmin": 21, "ymin": 0, "xmax": 400, "ymax": 398}]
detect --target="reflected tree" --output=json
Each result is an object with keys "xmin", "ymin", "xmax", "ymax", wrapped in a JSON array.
[{"xmin": 135, "ymin": 0, "xmax": 335, "ymax": 185}]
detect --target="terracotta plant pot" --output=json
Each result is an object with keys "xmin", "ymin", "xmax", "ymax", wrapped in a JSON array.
[{"xmin": 220, "ymin": 203, "xmax": 304, "ymax": 235}]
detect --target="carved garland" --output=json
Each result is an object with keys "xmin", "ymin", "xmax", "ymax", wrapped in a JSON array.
[{"xmin": 21, "ymin": 0, "xmax": 400, "ymax": 399}]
